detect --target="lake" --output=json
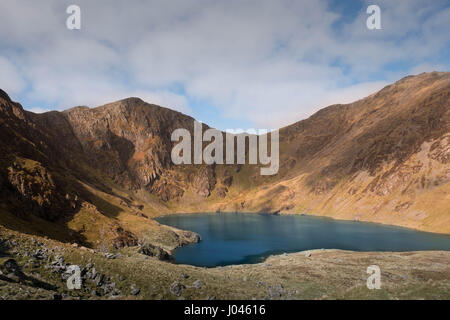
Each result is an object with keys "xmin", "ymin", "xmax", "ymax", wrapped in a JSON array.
[{"xmin": 156, "ymin": 213, "xmax": 450, "ymax": 267}]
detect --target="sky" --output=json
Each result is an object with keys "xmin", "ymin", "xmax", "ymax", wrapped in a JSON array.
[{"xmin": 0, "ymin": 0, "xmax": 449, "ymax": 130}]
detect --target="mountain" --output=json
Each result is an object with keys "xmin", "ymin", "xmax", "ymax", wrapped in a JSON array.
[
  {"xmin": 0, "ymin": 90, "xmax": 200, "ymax": 250},
  {"xmin": 214, "ymin": 71, "xmax": 450, "ymax": 233},
  {"xmin": 0, "ymin": 72, "xmax": 449, "ymax": 253}
]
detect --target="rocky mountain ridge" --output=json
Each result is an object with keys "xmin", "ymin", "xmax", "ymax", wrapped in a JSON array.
[{"xmin": 0, "ymin": 72, "xmax": 449, "ymax": 253}]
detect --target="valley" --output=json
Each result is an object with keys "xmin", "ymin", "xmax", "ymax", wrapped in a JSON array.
[{"xmin": 0, "ymin": 72, "xmax": 449, "ymax": 299}]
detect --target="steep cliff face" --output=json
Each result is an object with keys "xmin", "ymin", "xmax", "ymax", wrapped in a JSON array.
[
  {"xmin": 0, "ymin": 91, "xmax": 79, "ymax": 224},
  {"xmin": 59, "ymin": 98, "xmax": 223, "ymax": 203},
  {"xmin": 0, "ymin": 92, "xmax": 200, "ymax": 249},
  {"xmin": 0, "ymin": 72, "xmax": 449, "ymax": 238},
  {"xmin": 62, "ymin": 99, "xmax": 186, "ymax": 188},
  {"xmin": 6, "ymin": 159, "xmax": 78, "ymax": 221}
]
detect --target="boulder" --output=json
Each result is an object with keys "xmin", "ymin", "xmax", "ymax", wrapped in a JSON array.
[
  {"xmin": 170, "ymin": 281, "xmax": 185, "ymax": 297},
  {"xmin": 139, "ymin": 243, "xmax": 173, "ymax": 261},
  {"xmin": 192, "ymin": 279, "xmax": 204, "ymax": 289}
]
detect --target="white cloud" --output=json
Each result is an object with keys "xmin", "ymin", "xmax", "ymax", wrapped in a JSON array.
[
  {"xmin": 0, "ymin": 0, "xmax": 448, "ymax": 128},
  {"xmin": 0, "ymin": 56, "xmax": 25, "ymax": 96},
  {"xmin": 25, "ymin": 107, "xmax": 52, "ymax": 114}
]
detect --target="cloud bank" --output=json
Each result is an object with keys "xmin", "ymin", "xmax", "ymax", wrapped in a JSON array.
[{"xmin": 0, "ymin": 0, "xmax": 448, "ymax": 128}]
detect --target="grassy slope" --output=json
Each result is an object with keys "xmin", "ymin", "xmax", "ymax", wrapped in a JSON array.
[{"xmin": 1, "ymin": 226, "xmax": 449, "ymax": 300}]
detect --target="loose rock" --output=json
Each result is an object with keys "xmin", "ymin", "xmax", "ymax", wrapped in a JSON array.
[{"xmin": 170, "ymin": 281, "xmax": 185, "ymax": 297}]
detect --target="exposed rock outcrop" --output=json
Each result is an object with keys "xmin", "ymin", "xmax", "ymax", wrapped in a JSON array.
[
  {"xmin": 139, "ymin": 243, "xmax": 173, "ymax": 261},
  {"xmin": 6, "ymin": 161, "xmax": 77, "ymax": 221},
  {"xmin": 193, "ymin": 166, "xmax": 216, "ymax": 197}
]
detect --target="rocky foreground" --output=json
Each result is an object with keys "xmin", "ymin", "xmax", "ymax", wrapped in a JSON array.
[{"xmin": 1, "ymin": 226, "xmax": 449, "ymax": 300}]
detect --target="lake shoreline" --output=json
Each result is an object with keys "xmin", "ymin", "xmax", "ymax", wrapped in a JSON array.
[
  {"xmin": 3, "ymin": 223, "xmax": 450, "ymax": 300},
  {"xmin": 156, "ymin": 212, "xmax": 450, "ymax": 268},
  {"xmin": 155, "ymin": 210, "xmax": 450, "ymax": 237}
]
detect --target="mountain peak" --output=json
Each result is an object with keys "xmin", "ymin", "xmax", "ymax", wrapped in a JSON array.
[
  {"xmin": 117, "ymin": 97, "xmax": 145, "ymax": 104},
  {"xmin": 100, "ymin": 97, "xmax": 147, "ymax": 109}
]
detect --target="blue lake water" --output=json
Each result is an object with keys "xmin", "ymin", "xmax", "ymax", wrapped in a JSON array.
[{"xmin": 156, "ymin": 213, "xmax": 450, "ymax": 267}]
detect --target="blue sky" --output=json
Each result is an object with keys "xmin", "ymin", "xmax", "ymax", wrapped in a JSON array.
[{"xmin": 0, "ymin": 0, "xmax": 449, "ymax": 130}]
